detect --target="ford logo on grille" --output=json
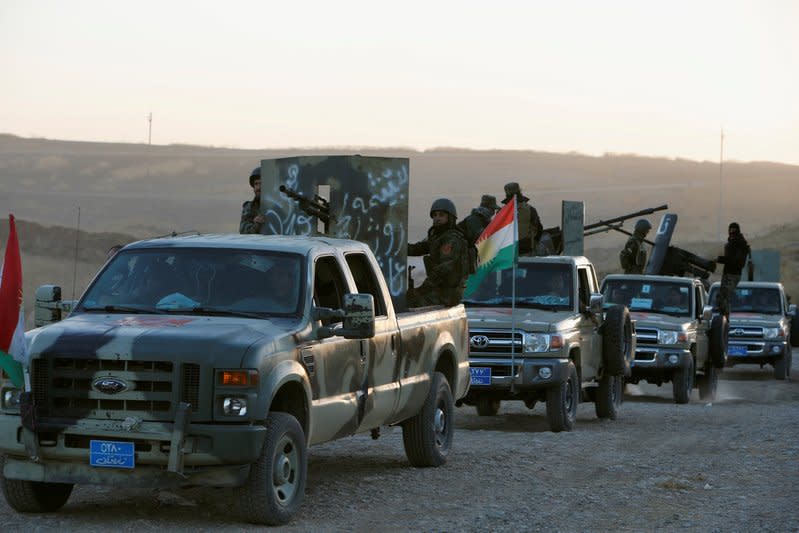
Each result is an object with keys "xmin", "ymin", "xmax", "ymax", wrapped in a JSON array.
[
  {"xmin": 731, "ymin": 328, "xmax": 746, "ymax": 336},
  {"xmin": 470, "ymin": 335, "xmax": 490, "ymax": 348},
  {"xmin": 92, "ymin": 377, "xmax": 128, "ymax": 395}
]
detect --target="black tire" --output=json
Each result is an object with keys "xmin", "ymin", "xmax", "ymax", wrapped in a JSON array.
[
  {"xmin": 238, "ymin": 412, "xmax": 307, "ymax": 526},
  {"xmin": 595, "ymin": 374, "xmax": 623, "ymax": 420},
  {"xmin": 602, "ymin": 306, "xmax": 633, "ymax": 376},
  {"xmin": 475, "ymin": 397, "xmax": 500, "ymax": 416},
  {"xmin": 790, "ymin": 313, "xmax": 799, "ymax": 347},
  {"xmin": 546, "ymin": 362, "xmax": 579, "ymax": 432},
  {"xmin": 672, "ymin": 356, "xmax": 694, "ymax": 404},
  {"xmin": 402, "ymin": 371, "xmax": 454, "ymax": 467},
  {"xmin": 709, "ymin": 314, "xmax": 728, "ymax": 369},
  {"xmin": 774, "ymin": 354, "xmax": 787, "ymax": 380},
  {"xmin": 0, "ymin": 455, "xmax": 73, "ymax": 513},
  {"xmin": 698, "ymin": 363, "xmax": 719, "ymax": 401}
]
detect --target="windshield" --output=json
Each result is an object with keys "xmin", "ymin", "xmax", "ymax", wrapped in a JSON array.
[
  {"xmin": 77, "ymin": 248, "xmax": 304, "ymax": 318},
  {"xmin": 463, "ymin": 263, "xmax": 573, "ymax": 310},
  {"xmin": 603, "ymin": 279, "xmax": 691, "ymax": 316},
  {"xmin": 707, "ymin": 286, "xmax": 782, "ymax": 315}
]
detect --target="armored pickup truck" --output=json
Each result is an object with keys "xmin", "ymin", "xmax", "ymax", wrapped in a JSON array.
[
  {"xmin": 707, "ymin": 281, "xmax": 797, "ymax": 380},
  {"xmin": 0, "ymin": 234, "xmax": 470, "ymax": 525},
  {"xmin": 459, "ymin": 256, "xmax": 633, "ymax": 432},
  {"xmin": 601, "ymin": 274, "xmax": 727, "ymax": 403}
]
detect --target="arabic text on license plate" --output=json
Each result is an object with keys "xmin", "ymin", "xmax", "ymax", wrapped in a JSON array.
[
  {"xmin": 470, "ymin": 367, "xmax": 491, "ymax": 386},
  {"xmin": 727, "ymin": 344, "xmax": 747, "ymax": 356},
  {"xmin": 90, "ymin": 440, "xmax": 135, "ymax": 469}
]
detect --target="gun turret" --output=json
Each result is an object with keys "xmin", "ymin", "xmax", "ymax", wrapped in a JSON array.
[
  {"xmin": 660, "ymin": 246, "xmax": 717, "ymax": 281},
  {"xmin": 279, "ymin": 185, "xmax": 334, "ymax": 233}
]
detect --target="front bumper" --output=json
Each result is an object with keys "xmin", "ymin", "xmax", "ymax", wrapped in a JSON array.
[
  {"xmin": 0, "ymin": 411, "xmax": 266, "ymax": 487},
  {"xmin": 629, "ymin": 346, "xmax": 691, "ymax": 378},
  {"xmin": 465, "ymin": 356, "xmax": 571, "ymax": 398},
  {"xmin": 726, "ymin": 339, "xmax": 787, "ymax": 365}
]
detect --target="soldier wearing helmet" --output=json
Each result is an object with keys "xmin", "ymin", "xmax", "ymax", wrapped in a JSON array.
[
  {"xmin": 407, "ymin": 198, "xmax": 470, "ymax": 307},
  {"xmin": 502, "ymin": 182, "xmax": 543, "ymax": 255},
  {"xmin": 619, "ymin": 218, "xmax": 652, "ymax": 274},
  {"xmin": 240, "ymin": 166, "xmax": 265, "ymax": 234}
]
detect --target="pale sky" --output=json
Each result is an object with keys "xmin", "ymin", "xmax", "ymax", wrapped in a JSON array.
[{"xmin": 2, "ymin": 0, "xmax": 798, "ymax": 164}]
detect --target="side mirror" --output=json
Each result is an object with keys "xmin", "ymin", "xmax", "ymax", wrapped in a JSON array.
[
  {"xmin": 789, "ymin": 304, "xmax": 797, "ymax": 317},
  {"xmin": 34, "ymin": 285, "xmax": 74, "ymax": 327},
  {"xmin": 702, "ymin": 305, "xmax": 714, "ymax": 322},
  {"xmin": 589, "ymin": 293, "xmax": 603, "ymax": 316},
  {"xmin": 341, "ymin": 293, "xmax": 375, "ymax": 339}
]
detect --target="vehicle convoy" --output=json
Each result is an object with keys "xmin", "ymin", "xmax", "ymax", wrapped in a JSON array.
[
  {"xmin": 459, "ymin": 256, "xmax": 634, "ymax": 432},
  {"xmin": 601, "ymin": 274, "xmax": 727, "ymax": 403},
  {"xmin": 707, "ymin": 281, "xmax": 797, "ymax": 380},
  {"xmin": 0, "ymin": 234, "xmax": 470, "ymax": 525}
]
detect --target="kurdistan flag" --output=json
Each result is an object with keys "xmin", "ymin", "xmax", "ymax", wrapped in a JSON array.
[
  {"xmin": 0, "ymin": 215, "xmax": 27, "ymax": 387},
  {"xmin": 463, "ymin": 196, "xmax": 518, "ymax": 297}
]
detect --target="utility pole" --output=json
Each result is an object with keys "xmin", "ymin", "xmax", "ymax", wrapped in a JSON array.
[
  {"xmin": 147, "ymin": 112, "xmax": 153, "ymax": 145},
  {"xmin": 717, "ymin": 128, "xmax": 724, "ymax": 240}
]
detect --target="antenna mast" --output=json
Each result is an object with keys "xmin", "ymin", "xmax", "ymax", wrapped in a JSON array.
[
  {"xmin": 148, "ymin": 112, "xmax": 153, "ymax": 145},
  {"xmin": 717, "ymin": 128, "xmax": 724, "ymax": 240}
]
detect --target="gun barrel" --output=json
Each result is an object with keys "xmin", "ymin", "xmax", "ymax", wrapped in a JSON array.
[{"xmin": 583, "ymin": 204, "xmax": 668, "ymax": 231}]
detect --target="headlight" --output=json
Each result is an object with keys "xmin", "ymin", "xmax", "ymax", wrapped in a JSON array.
[
  {"xmin": 2, "ymin": 388, "xmax": 22, "ymax": 410},
  {"xmin": 658, "ymin": 330, "xmax": 686, "ymax": 345},
  {"xmin": 222, "ymin": 397, "xmax": 248, "ymax": 416},
  {"xmin": 763, "ymin": 327, "xmax": 784, "ymax": 340},
  {"xmin": 523, "ymin": 333, "xmax": 552, "ymax": 352}
]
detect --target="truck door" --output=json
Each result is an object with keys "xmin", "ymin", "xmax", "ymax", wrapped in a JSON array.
[
  {"xmin": 344, "ymin": 252, "xmax": 400, "ymax": 430},
  {"xmin": 305, "ymin": 255, "xmax": 363, "ymax": 444},
  {"xmin": 577, "ymin": 266, "xmax": 598, "ymax": 379},
  {"xmin": 694, "ymin": 283, "xmax": 709, "ymax": 363}
]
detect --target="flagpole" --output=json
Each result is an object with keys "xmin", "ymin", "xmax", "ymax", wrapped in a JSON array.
[{"xmin": 510, "ymin": 196, "xmax": 518, "ymax": 394}]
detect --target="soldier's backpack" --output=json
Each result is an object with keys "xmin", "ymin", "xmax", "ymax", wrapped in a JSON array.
[{"xmin": 456, "ymin": 211, "xmax": 488, "ymax": 276}]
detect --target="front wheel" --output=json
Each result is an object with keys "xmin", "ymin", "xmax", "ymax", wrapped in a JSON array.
[
  {"xmin": 698, "ymin": 362, "xmax": 719, "ymax": 401},
  {"xmin": 402, "ymin": 371, "xmax": 454, "ymax": 467},
  {"xmin": 238, "ymin": 412, "xmax": 307, "ymax": 526},
  {"xmin": 774, "ymin": 354, "xmax": 788, "ymax": 380},
  {"xmin": 0, "ymin": 455, "xmax": 73, "ymax": 513},
  {"xmin": 709, "ymin": 314, "xmax": 728, "ymax": 369},
  {"xmin": 475, "ymin": 397, "xmax": 500, "ymax": 416},
  {"xmin": 595, "ymin": 374, "xmax": 623, "ymax": 420},
  {"xmin": 672, "ymin": 356, "xmax": 694, "ymax": 404},
  {"xmin": 546, "ymin": 362, "xmax": 579, "ymax": 432}
]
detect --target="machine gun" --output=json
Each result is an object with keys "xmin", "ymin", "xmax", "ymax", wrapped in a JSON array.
[
  {"xmin": 645, "ymin": 213, "xmax": 716, "ymax": 286},
  {"xmin": 279, "ymin": 185, "xmax": 335, "ymax": 234},
  {"xmin": 540, "ymin": 204, "xmax": 669, "ymax": 255}
]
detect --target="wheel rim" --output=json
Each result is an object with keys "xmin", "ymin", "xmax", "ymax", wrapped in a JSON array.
[
  {"xmin": 612, "ymin": 376, "xmax": 621, "ymax": 406},
  {"xmin": 434, "ymin": 401, "xmax": 447, "ymax": 448},
  {"xmin": 565, "ymin": 377, "xmax": 576, "ymax": 415},
  {"xmin": 272, "ymin": 434, "xmax": 299, "ymax": 506}
]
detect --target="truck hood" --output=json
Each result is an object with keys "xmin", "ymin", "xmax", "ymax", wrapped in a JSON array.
[
  {"xmin": 26, "ymin": 313, "xmax": 292, "ymax": 367},
  {"xmin": 629, "ymin": 311, "xmax": 691, "ymax": 330},
  {"xmin": 466, "ymin": 307, "xmax": 576, "ymax": 333},
  {"xmin": 728, "ymin": 313, "xmax": 785, "ymax": 329}
]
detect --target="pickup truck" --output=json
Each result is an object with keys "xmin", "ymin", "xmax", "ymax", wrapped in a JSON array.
[
  {"xmin": 601, "ymin": 274, "xmax": 727, "ymax": 403},
  {"xmin": 0, "ymin": 234, "xmax": 470, "ymax": 525},
  {"xmin": 459, "ymin": 256, "xmax": 634, "ymax": 432},
  {"xmin": 707, "ymin": 281, "xmax": 797, "ymax": 380}
]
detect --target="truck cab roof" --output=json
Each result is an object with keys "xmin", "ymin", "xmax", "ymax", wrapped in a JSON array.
[{"xmin": 122, "ymin": 233, "xmax": 372, "ymax": 255}]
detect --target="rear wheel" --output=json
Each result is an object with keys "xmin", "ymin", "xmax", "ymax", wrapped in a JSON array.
[
  {"xmin": 0, "ymin": 455, "xmax": 73, "ymax": 513},
  {"xmin": 238, "ymin": 412, "xmax": 307, "ymax": 526},
  {"xmin": 402, "ymin": 371, "xmax": 454, "ymax": 467},
  {"xmin": 602, "ymin": 306, "xmax": 633, "ymax": 376},
  {"xmin": 672, "ymin": 356, "xmax": 694, "ymax": 404},
  {"xmin": 698, "ymin": 362, "xmax": 719, "ymax": 401},
  {"xmin": 595, "ymin": 374, "xmax": 623, "ymax": 420},
  {"xmin": 709, "ymin": 314, "xmax": 728, "ymax": 369},
  {"xmin": 475, "ymin": 397, "xmax": 500, "ymax": 416},
  {"xmin": 546, "ymin": 362, "xmax": 578, "ymax": 432}
]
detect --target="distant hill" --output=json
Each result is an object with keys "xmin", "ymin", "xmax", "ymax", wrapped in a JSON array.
[{"xmin": 2, "ymin": 134, "xmax": 798, "ymax": 245}]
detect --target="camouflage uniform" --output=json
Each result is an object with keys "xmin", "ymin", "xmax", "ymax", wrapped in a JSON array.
[
  {"xmin": 619, "ymin": 219, "xmax": 651, "ymax": 274},
  {"xmin": 408, "ymin": 223, "xmax": 470, "ymax": 307},
  {"xmin": 239, "ymin": 196, "xmax": 262, "ymax": 234},
  {"xmin": 502, "ymin": 183, "xmax": 542, "ymax": 256},
  {"xmin": 716, "ymin": 222, "xmax": 750, "ymax": 317}
]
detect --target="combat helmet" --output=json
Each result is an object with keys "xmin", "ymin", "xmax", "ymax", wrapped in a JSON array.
[
  {"xmin": 634, "ymin": 219, "xmax": 652, "ymax": 235},
  {"xmin": 249, "ymin": 166, "xmax": 261, "ymax": 187},
  {"xmin": 430, "ymin": 198, "xmax": 457, "ymax": 219}
]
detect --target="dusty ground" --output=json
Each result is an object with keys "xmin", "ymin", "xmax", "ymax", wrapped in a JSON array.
[{"xmin": 2, "ymin": 358, "xmax": 797, "ymax": 533}]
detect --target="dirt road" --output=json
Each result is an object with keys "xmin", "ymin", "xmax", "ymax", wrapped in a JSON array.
[{"xmin": 2, "ymin": 361, "xmax": 797, "ymax": 532}]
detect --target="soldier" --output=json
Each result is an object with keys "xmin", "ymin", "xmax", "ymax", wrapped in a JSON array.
[
  {"xmin": 407, "ymin": 198, "xmax": 470, "ymax": 307},
  {"xmin": 240, "ymin": 166, "xmax": 265, "ymax": 234},
  {"xmin": 502, "ymin": 182, "xmax": 543, "ymax": 255},
  {"xmin": 716, "ymin": 222, "xmax": 751, "ymax": 318},
  {"xmin": 458, "ymin": 194, "xmax": 499, "ymax": 245},
  {"xmin": 619, "ymin": 219, "xmax": 652, "ymax": 274}
]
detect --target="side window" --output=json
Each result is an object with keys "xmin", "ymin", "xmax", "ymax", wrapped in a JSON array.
[
  {"xmin": 344, "ymin": 252, "xmax": 387, "ymax": 317},
  {"xmin": 693, "ymin": 285, "xmax": 702, "ymax": 318},
  {"xmin": 577, "ymin": 268, "xmax": 590, "ymax": 309},
  {"xmin": 313, "ymin": 256, "xmax": 348, "ymax": 325}
]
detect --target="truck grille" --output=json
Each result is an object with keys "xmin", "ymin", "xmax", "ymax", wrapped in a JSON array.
[
  {"xmin": 31, "ymin": 357, "xmax": 199, "ymax": 420},
  {"xmin": 635, "ymin": 327, "xmax": 659, "ymax": 345},
  {"xmin": 728, "ymin": 326, "xmax": 763, "ymax": 340},
  {"xmin": 469, "ymin": 329, "xmax": 524, "ymax": 354}
]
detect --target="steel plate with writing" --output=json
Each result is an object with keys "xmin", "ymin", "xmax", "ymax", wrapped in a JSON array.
[
  {"xmin": 470, "ymin": 367, "xmax": 492, "ymax": 386},
  {"xmin": 90, "ymin": 440, "xmax": 135, "ymax": 469},
  {"xmin": 727, "ymin": 344, "xmax": 747, "ymax": 356}
]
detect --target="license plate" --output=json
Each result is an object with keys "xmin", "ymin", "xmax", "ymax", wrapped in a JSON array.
[
  {"xmin": 90, "ymin": 440, "xmax": 135, "ymax": 469},
  {"xmin": 470, "ymin": 367, "xmax": 492, "ymax": 386},
  {"xmin": 727, "ymin": 344, "xmax": 747, "ymax": 356}
]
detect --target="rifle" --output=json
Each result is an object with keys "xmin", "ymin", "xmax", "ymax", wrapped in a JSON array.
[{"xmin": 279, "ymin": 185, "xmax": 334, "ymax": 233}]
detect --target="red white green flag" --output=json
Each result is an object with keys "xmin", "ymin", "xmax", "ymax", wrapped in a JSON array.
[
  {"xmin": 0, "ymin": 215, "xmax": 27, "ymax": 387},
  {"xmin": 463, "ymin": 197, "xmax": 518, "ymax": 297}
]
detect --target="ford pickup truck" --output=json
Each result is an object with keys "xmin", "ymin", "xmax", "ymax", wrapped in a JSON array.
[
  {"xmin": 601, "ymin": 274, "xmax": 727, "ymax": 403},
  {"xmin": 0, "ymin": 234, "xmax": 470, "ymax": 525},
  {"xmin": 707, "ymin": 281, "xmax": 796, "ymax": 380},
  {"xmin": 459, "ymin": 256, "xmax": 634, "ymax": 432}
]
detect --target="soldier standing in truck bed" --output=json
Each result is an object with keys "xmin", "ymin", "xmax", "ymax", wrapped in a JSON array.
[
  {"xmin": 619, "ymin": 219, "xmax": 652, "ymax": 274},
  {"xmin": 716, "ymin": 221, "xmax": 751, "ymax": 318},
  {"xmin": 240, "ymin": 166, "xmax": 265, "ymax": 234},
  {"xmin": 407, "ymin": 198, "xmax": 470, "ymax": 307},
  {"xmin": 502, "ymin": 182, "xmax": 542, "ymax": 255}
]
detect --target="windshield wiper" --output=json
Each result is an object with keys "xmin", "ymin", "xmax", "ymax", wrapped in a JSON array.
[
  {"xmin": 82, "ymin": 304, "xmax": 166, "ymax": 314},
  {"xmin": 164, "ymin": 306, "xmax": 266, "ymax": 319}
]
